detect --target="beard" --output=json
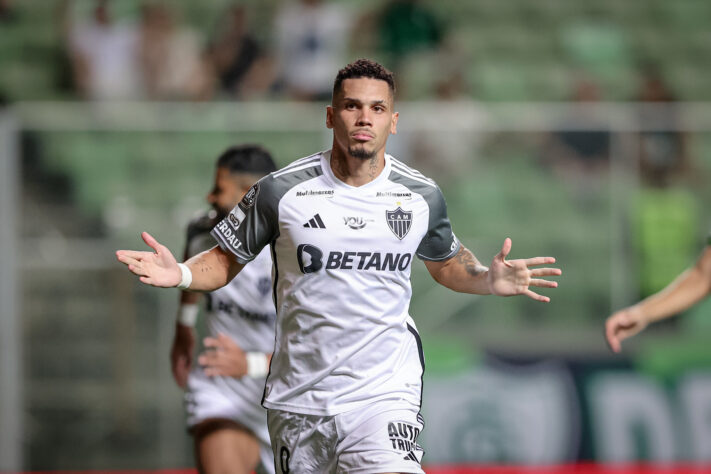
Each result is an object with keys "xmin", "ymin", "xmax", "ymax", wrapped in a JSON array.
[
  {"xmin": 348, "ymin": 145, "xmax": 376, "ymax": 160},
  {"xmin": 211, "ymin": 204, "xmax": 228, "ymax": 220}
]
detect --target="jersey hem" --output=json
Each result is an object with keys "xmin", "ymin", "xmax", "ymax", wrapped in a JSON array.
[
  {"xmin": 211, "ymin": 229, "xmax": 255, "ymax": 265},
  {"xmin": 416, "ymin": 240, "xmax": 461, "ymax": 262},
  {"xmin": 263, "ymin": 392, "xmax": 421, "ymax": 417}
]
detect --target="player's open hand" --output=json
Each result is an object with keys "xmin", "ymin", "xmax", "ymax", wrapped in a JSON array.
[
  {"xmin": 116, "ymin": 232, "xmax": 181, "ymax": 287},
  {"xmin": 198, "ymin": 333, "xmax": 248, "ymax": 378},
  {"xmin": 487, "ymin": 238, "xmax": 561, "ymax": 302},
  {"xmin": 605, "ymin": 306, "xmax": 647, "ymax": 353},
  {"xmin": 170, "ymin": 323, "xmax": 195, "ymax": 388}
]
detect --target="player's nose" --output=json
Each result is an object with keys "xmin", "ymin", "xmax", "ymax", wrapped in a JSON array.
[{"xmin": 356, "ymin": 109, "xmax": 372, "ymax": 126}]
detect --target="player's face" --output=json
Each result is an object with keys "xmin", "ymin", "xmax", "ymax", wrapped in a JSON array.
[
  {"xmin": 207, "ymin": 167, "xmax": 244, "ymax": 217},
  {"xmin": 327, "ymin": 78, "xmax": 398, "ymax": 160}
]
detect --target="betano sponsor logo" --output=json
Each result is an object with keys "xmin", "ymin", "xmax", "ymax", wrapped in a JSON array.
[
  {"xmin": 296, "ymin": 244, "xmax": 413, "ymax": 273},
  {"xmin": 326, "ymin": 251, "xmax": 412, "ymax": 271}
]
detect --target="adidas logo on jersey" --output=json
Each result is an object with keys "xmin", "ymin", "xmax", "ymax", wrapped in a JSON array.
[{"xmin": 303, "ymin": 214, "xmax": 326, "ymax": 229}]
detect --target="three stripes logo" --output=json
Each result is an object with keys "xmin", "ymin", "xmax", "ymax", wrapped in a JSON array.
[{"xmin": 303, "ymin": 214, "xmax": 326, "ymax": 229}]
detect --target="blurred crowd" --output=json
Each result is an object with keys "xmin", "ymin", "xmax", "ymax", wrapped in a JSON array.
[
  {"xmin": 50, "ymin": 0, "xmax": 698, "ymax": 108},
  {"xmin": 54, "ymin": 0, "xmax": 696, "ymax": 175},
  {"xmin": 57, "ymin": 0, "xmax": 448, "ymax": 102}
]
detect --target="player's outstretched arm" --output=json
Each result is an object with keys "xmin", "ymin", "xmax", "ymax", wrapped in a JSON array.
[
  {"xmin": 116, "ymin": 231, "xmax": 244, "ymax": 291},
  {"xmin": 425, "ymin": 238, "xmax": 561, "ymax": 302},
  {"xmin": 605, "ymin": 245, "xmax": 711, "ymax": 353}
]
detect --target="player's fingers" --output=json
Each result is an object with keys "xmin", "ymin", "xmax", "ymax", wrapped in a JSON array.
[
  {"xmin": 497, "ymin": 238, "xmax": 512, "ymax": 260},
  {"xmin": 530, "ymin": 267, "xmax": 562, "ymax": 277},
  {"xmin": 605, "ymin": 318, "xmax": 625, "ymax": 353},
  {"xmin": 141, "ymin": 231, "xmax": 162, "ymax": 253},
  {"xmin": 612, "ymin": 313, "xmax": 635, "ymax": 330},
  {"xmin": 116, "ymin": 250, "xmax": 151, "ymax": 260},
  {"xmin": 217, "ymin": 333, "xmax": 235, "ymax": 348},
  {"xmin": 523, "ymin": 257, "xmax": 556, "ymax": 267},
  {"xmin": 524, "ymin": 289, "xmax": 550, "ymax": 303},
  {"xmin": 139, "ymin": 276, "xmax": 154, "ymax": 285},
  {"xmin": 117, "ymin": 254, "xmax": 141, "ymax": 267},
  {"xmin": 530, "ymin": 278, "xmax": 558, "ymax": 288},
  {"xmin": 606, "ymin": 333, "xmax": 621, "ymax": 353},
  {"xmin": 203, "ymin": 337, "xmax": 219, "ymax": 348},
  {"xmin": 206, "ymin": 356, "xmax": 230, "ymax": 373},
  {"xmin": 129, "ymin": 262, "xmax": 153, "ymax": 276},
  {"xmin": 119, "ymin": 257, "xmax": 140, "ymax": 266},
  {"xmin": 604, "ymin": 320, "xmax": 619, "ymax": 352},
  {"xmin": 206, "ymin": 366, "xmax": 230, "ymax": 377},
  {"xmin": 198, "ymin": 352, "xmax": 216, "ymax": 366}
]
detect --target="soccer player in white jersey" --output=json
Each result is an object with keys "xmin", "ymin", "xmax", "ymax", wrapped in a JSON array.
[
  {"xmin": 117, "ymin": 59, "xmax": 562, "ymax": 473},
  {"xmin": 170, "ymin": 145, "xmax": 277, "ymax": 474},
  {"xmin": 605, "ymin": 229, "xmax": 711, "ymax": 353}
]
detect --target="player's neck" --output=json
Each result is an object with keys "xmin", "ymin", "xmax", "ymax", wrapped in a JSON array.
[{"xmin": 329, "ymin": 146, "xmax": 385, "ymax": 187}]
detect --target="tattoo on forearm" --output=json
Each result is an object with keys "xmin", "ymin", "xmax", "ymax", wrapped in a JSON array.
[
  {"xmin": 455, "ymin": 247, "xmax": 486, "ymax": 278},
  {"xmin": 193, "ymin": 255, "xmax": 213, "ymax": 273}
]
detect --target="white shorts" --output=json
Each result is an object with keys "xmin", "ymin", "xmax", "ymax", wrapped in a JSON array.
[
  {"xmin": 185, "ymin": 368, "xmax": 274, "ymax": 474},
  {"xmin": 267, "ymin": 400, "xmax": 425, "ymax": 474}
]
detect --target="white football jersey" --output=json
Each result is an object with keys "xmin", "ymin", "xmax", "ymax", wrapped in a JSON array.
[{"xmin": 212, "ymin": 150, "xmax": 460, "ymax": 416}]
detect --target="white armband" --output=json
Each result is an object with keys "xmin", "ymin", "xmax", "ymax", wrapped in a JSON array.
[
  {"xmin": 177, "ymin": 303, "xmax": 199, "ymax": 327},
  {"xmin": 176, "ymin": 263, "xmax": 192, "ymax": 290},
  {"xmin": 246, "ymin": 352, "xmax": 269, "ymax": 378}
]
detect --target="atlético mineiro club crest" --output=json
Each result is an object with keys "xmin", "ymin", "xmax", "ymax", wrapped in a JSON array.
[{"xmin": 386, "ymin": 207, "xmax": 413, "ymax": 240}]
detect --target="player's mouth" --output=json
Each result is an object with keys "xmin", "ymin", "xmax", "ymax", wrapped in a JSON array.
[{"xmin": 352, "ymin": 130, "xmax": 374, "ymax": 141}]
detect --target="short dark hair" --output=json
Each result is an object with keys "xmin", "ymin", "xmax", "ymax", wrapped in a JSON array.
[
  {"xmin": 332, "ymin": 59, "xmax": 395, "ymax": 99},
  {"xmin": 216, "ymin": 144, "xmax": 277, "ymax": 177}
]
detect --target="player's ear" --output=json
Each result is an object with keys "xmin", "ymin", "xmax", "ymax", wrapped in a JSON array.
[
  {"xmin": 390, "ymin": 111, "xmax": 399, "ymax": 135},
  {"xmin": 326, "ymin": 106, "xmax": 334, "ymax": 129}
]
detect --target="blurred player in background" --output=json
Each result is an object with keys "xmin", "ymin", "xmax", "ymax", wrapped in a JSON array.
[
  {"xmin": 606, "ymin": 231, "xmax": 711, "ymax": 353},
  {"xmin": 171, "ymin": 145, "xmax": 277, "ymax": 474},
  {"xmin": 118, "ymin": 59, "xmax": 561, "ymax": 473}
]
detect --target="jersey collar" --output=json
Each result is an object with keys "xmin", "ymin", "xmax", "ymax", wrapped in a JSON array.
[{"xmin": 321, "ymin": 149, "xmax": 392, "ymax": 190}]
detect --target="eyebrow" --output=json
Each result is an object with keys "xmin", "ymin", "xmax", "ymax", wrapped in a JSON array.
[{"xmin": 342, "ymin": 97, "xmax": 388, "ymax": 107}]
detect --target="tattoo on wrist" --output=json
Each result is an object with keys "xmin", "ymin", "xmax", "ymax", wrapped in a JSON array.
[{"xmin": 455, "ymin": 247, "xmax": 486, "ymax": 277}]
